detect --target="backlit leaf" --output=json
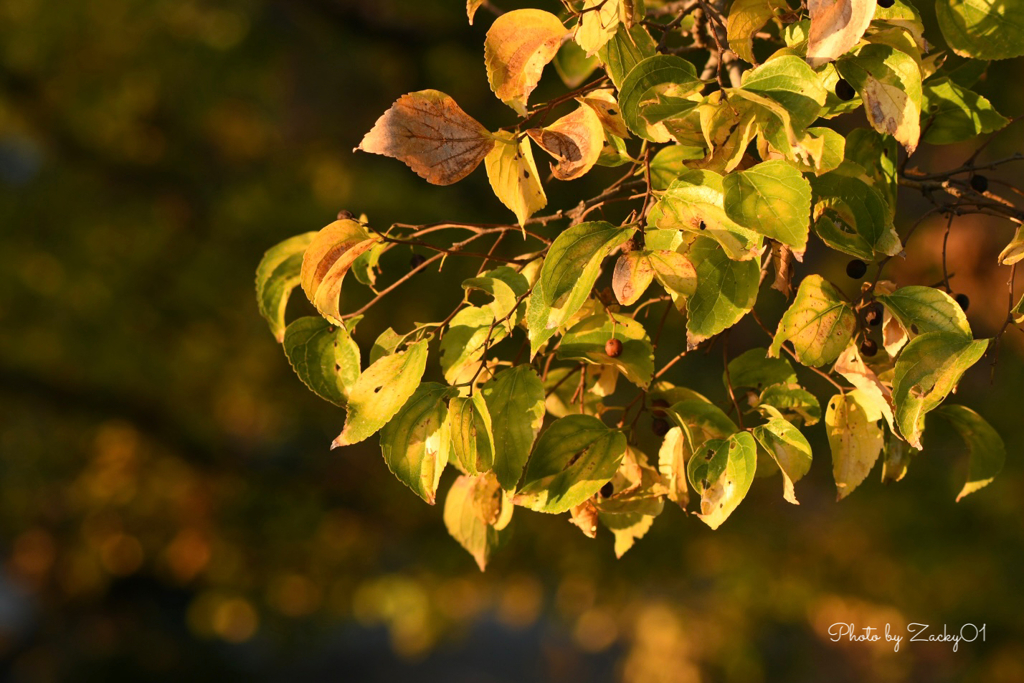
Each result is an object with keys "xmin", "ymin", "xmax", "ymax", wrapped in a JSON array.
[
  {"xmin": 439, "ymin": 306, "xmax": 507, "ymax": 385},
  {"xmin": 770, "ymin": 275, "xmax": 856, "ymax": 367},
  {"xmin": 922, "ymin": 77, "xmax": 1009, "ymax": 144},
  {"xmin": 686, "ymin": 432, "xmax": 757, "ymax": 529},
  {"xmin": 575, "ymin": 0, "xmax": 622, "ymax": 56},
  {"xmin": 836, "ymin": 44, "xmax": 922, "ymax": 153},
  {"xmin": 449, "ymin": 394, "xmax": 496, "ymax": 475},
  {"xmin": 283, "ymin": 316, "xmax": 361, "ymax": 407},
  {"xmin": 485, "ymin": 130, "xmax": 547, "ymax": 226},
  {"xmin": 380, "ymin": 382, "xmax": 455, "ymax": 504},
  {"xmin": 357, "ymin": 90, "xmax": 495, "ymax": 185},
  {"xmin": 482, "ymin": 365, "xmax": 546, "ymax": 490},
  {"xmin": 892, "ymin": 332, "xmax": 989, "ymax": 448},
  {"xmin": 578, "ymin": 89, "xmax": 632, "ymax": 139},
  {"xmin": 648, "ymin": 249, "xmax": 698, "ymax": 298},
  {"xmin": 619, "ymin": 55, "xmax": 703, "ymax": 141},
  {"xmin": 723, "ymin": 159, "xmax": 813, "ymax": 251},
  {"xmin": 332, "ymin": 340, "xmax": 429, "ymax": 447},
  {"xmin": 727, "ymin": 0, "xmax": 787, "ymax": 64},
  {"xmin": 515, "ymin": 415, "xmax": 627, "ymax": 514},
  {"xmin": 833, "ymin": 341, "xmax": 895, "ymax": 431},
  {"xmin": 443, "ymin": 472, "xmax": 511, "ymax": 570},
  {"xmin": 752, "ymin": 414, "xmax": 813, "ymax": 504},
  {"xmin": 256, "ymin": 232, "xmax": 316, "ymax": 342},
  {"xmin": 557, "ymin": 312, "xmax": 655, "ymax": 388},
  {"xmin": 876, "ymin": 285, "xmax": 973, "ymax": 340},
  {"xmin": 685, "ymin": 237, "xmax": 761, "ymax": 347},
  {"xmin": 300, "ymin": 219, "xmax": 381, "ymax": 326},
  {"xmin": 935, "ymin": 404, "xmax": 1006, "ymax": 501},
  {"xmin": 827, "ymin": 389, "xmax": 884, "ymax": 500},
  {"xmin": 485, "ymin": 9, "xmax": 567, "ymax": 115},
  {"xmin": 612, "ymin": 252, "xmax": 654, "ymax": 306},
  {"xmin": 658, "ymin": 426, "xmax": 690, "ymax": 510},
  {"xmin": 726, "ymin": 348, "xmax": 798, "ymax": 391},
  {"xmin": 598, "ymin": 23, "xmax": 657, "ymax": 90},
  {"xmin": 936, "ymin": 0, "xmax": 1024, "ymax": 60}
]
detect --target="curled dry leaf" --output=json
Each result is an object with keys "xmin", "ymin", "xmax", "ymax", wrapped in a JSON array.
[
  {"xmin": 357, "ymin": 90, "xmax": 495, "ymax": 185},
  {"xmin": 467, "ymin": 0, "xmax": 484, "ymax": 25},
  {"xmin": 806, "ymin": 0, "xmax": 877, "ymax": 68},
  {"xmin": 527, "ymin": 104, "xmax": 604, "ymax": 180},
  {"xmin": 485, "ymin": 9, "xmax": 567, "ymax": 115},
  {"xmin": 300, "ymin": 219, "xmax": 381, "ymax": 325},
  {"xmin": 569, "ymin": 500, "xmax": 600, "ymax": 538}
]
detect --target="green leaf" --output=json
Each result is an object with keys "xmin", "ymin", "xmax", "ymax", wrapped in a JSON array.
[
  {"xmin": 826, "ymin": 389, "xmax": 885, "ymax": 500},
  {"xmin": 810, "ymin": 165, "xmax": 902, "ymax": 259},
  {"xmin": 649, "ymin": 170, "xmax": 764, "ymax": 261},
  {"xmin": 936, "ymin": 0, "xmax": 1024, "ymax": 60},
  {"xmin": 301, "ymin": 219, "xmax": 381, "ymax": 325},
  {"xmin": 557, "ymin": 312, "xmax": 655, "ymax": 388},
  {"xmin": 333, "ymin": 339, "xmax": 429, "ymax": 447},
  {"xmin": 726, "ymin": 348, "xmax": 798, "ymax": 391},
  {"xmin": 526, "ymin": 221, "xmax": 634, "ymax": 355},
  {"xmin": 752, "ymin": 415, "xmax": 813, "ymax": 504},
  {"xmin": 463, "ymin": 266, "xmax": 529, "ymax": 331},
  {"xmin": 935, "ymin": 404, "xmax": 1006, "ymax": 501},
  {"xmin": 723, "ymin": 159, "xmax": 813, "ymax": 251},
  {"xmin": 686, "ymin": 432, "xmax": 757, "ymax": 529},
  {"xmin": 439, "ymin": 306, "xmax": 507, "ymax": 385},
  {"xmin": 351, "ymin": 241, "xmax": 385, "ymax": 288},
  {"xmin": 443, "ymin": 473, "xmax": 512, "ymax": 570},
  {"xmin": 788, "ymin": 127, "xmax": 847, "ymax": 176},
  {"xmin": 448, "ymin": 394, "xmax": 496, "ymax": 475},
  {"xmin": 876, "ymin": 285, "xmax": 973, "ymax": 339},
  {"xmin": 283, "ymin": 316, "xmax": 361, "ymax": 406},
  {"xmin": 481, "ymin": 365, "xmax": 546, "ymax": 490},
  {"xmin": 921, "ymin": 77, "xmax": 1009, "ymax": 144},
  {"xmin": 598, "ymin": 23, "xmax": 658, "ymax": 90},
  {"xmin": 649, "ymin": 144, "xmax": 707, "ymax": 189},
  {"xmin": 380, "ymin": 382, "xmax": 455, "ymax": 504},
  {"xmin": 770, "ymin": 275, "xmax": 857, "ymax": 367},
  {"xmin": 255, "ymin": 232, "xmax": 316, "ymax": 342},
  {"xmin": 598, "ymin": 509, "xmax": 660, "ymax": 558},
  {"xmin": 553, "ymin": 37, "xmax": 600, "ymax": 88},
  {"xmin": 665, "ymin": 399, "xmax": 738, "ymax": 448},
  {"xmin": 514, "ymin": 415, "xmax": 627, "ymax": 514},
  {"xmin": 619, "ymin": 55, "xmax": 703, "ymax": 141},
  {"xmin": 836, "ymin": 44, "xmax": 922, "ymax": 153},
  {"xmin": 369, "ymin": 327, "xmax": 403, "ymax": 364},
  {"xmin": 685, "ymin": 236, "xmax": 761, "ymax": 347},
  {"xmin": 758, "ymin": 383, "xmax": 822, "ymax": 426},
  {"xmin": 892, "ymin": 332, "xmax": 989, "ymax": 448},
  {"xmin": 843, "ymin": 129, "xmax": 898, "ymax": 219},
  {"xmin": 739, "ymin": 55, "xmax": 827, "ymax": 132},
  {"xmin": 647, "ymin": 249, "xmax": 698, "ymax": 298}
]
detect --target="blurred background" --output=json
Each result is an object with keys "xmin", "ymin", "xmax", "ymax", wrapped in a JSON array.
[{"xmin": 1, "ymin": 0, "xmax": 1023, "ymax": 681}]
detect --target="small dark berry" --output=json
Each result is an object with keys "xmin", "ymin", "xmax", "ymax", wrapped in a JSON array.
[
  {"xmin": 860, "ymin": 338, "xmax": 878, "ymax": 357},
  {"xmin": 652, "ymin": 418, "xmax": 670, "ymax": 437},
  {"xmin": 409, "ymin": 253, "xmax": 427, "ymax": 269},
  {"xmin": 970, "ymin": 174, "xmax": 989, "ymax": 193},
  {"xmin": 877, "ymin": 0, "xmax": 895, "ymax": 8},
  {"xmin": 650, "ymin": 398, "xmax": 669, "ymax": 417},
  {"xmin": 605, "ymin": 338, "xmax": 623, "ymax": 357},
  {"xmin": 337, "ymin": 210, "xmax": 355, "ymax": 220},
  {"xmin": 955, "ymin": 293, "xmax": 970, "ymax": 312},
  {"xmin": 600, "ymin": 482, "xmax": 614, "ymax": 498},
  {"xmin": 846, "ymin": 259, "xmax": 868, "ymax": 279},
  {"xmin": 835, "ymin": 78, "xmax": 856, "ymax": 101}
]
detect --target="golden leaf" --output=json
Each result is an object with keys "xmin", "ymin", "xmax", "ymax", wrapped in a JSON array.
[
  {"xmin": 578, "ymin": 88, "xmax": 631, "ymax": 138},
  {"xmin": 357, "ymin": 90, "xmax": 494, "ymax": 186},
  {"xmin": 526, "ymin": 104, "xmax": 604, "ymax": 180},
  {"xmin": 300, "ymin": 219, "xmax": 381, "ymax": 325},
  {"xmin": 485, "ymin": 9, "xmax": 567, "ymax": 115}
]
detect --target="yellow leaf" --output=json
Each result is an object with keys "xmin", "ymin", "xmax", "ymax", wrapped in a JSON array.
[
  {"xmin": 576, "ymin": 0, "xmax": 621, "ymax": 56},
  {"xmin": 578, "ymin": 88, "xmax": 632, "ymax": 138},
  {"xmin": 357, "ymin": 90, "xmax": 494, "ymax": 185},
  {"xmin": 806, "ymin": 0, "xmax": 877, "ymax": 68},
  {"xmin": 861, "ymin": 75, "xmax": 921, "ymax": 154},
  {"xmin": 826, "ymin": 390, "xmax": 884, "ymax": 501},
  {"xmin": 467, "ymin": 0, "xmax": 484, "ymax": 25},
  {"xmin": 998, "ymin": 225, "xmax": 1024, "ymax": 265},
  {"xmin": 833, "ymin": 342, "xmax": 896, "ymax": 432},
  {"xmin": 527, "ymin": 104, "xmax": 604, "ymax": 180},
  {"xmin": 485, "ymin": 9, "xmax": 567, "ymax": 115},
  {"xmin": 611, "ymin": 252, "xmax": 655, "ymax": 306},
  {"xmin": 727, "ymin": 0, "xmax": 787, "ymax": 64},
  {"xmin": 484, "ymin": 131, "xmax": 547, "ymax": 226},
  {"xmin": 300, "ymin": 219, "xmax": 381, "ymax": 325}
]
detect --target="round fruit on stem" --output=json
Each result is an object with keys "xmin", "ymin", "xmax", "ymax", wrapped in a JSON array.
[
  {"xmin": 835, "ymin": 79, "xmax": 856, "ymax": 101},
  {"xmin": 650, "ymin": 398, "xmax": 669, "ymax": 417},
  {"xmin": 600, "ymin": 482, "xmax": 614, "ymax": 498},
  {"xmin": 865, "ymin": 302, "xmax": 883, "ymax": 326},
  {"xmin": 860, "ymin": 338, "xmax": 878, "ymax": 357},
  {"xmin": 409, "ymin": 253, "xmax": 427, "ymax": 269},
  {"xmin": 877, "ymin": 0, "xmax": 895, "ymax": 8},
  {"xmin": 955, "ymin": 293, "xmax": 970, "ymax": 312},
  {"xmin": 652, "ymin": 418, "xmax": 670, "ymax": 437},
  {"xmin": 846, "ymin": 259, "xmax": 867, "ymax": 279},
  {"xmin": 970, "ymin": 174, "xmax": 988, "ymax": 193},
  {"xmin": 605, "ymin": 338, "xmax": 623, "ymax": 358}
]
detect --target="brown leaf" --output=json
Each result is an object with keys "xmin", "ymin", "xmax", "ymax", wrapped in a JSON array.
[
  {"xmin": 357, "ymin": 90, "xmax": 494, "ymax": 186},
  {"xmin": 806, "ymin": 0, "xmax": 877, "ymax": 68},
  {"xmin": 485, "ymin": 9, "xmax": 567, "ymax": 115},
  {"xmin": 569, "ymin": 500, "xmax": 600, "ymax": 538},
  {"xmin": 770, "ymin": 242, "xmax": 794, "ymax": 297},
  {"xmin": 527, "ymin": 105, "xmax": 604, "ymax": 180}
]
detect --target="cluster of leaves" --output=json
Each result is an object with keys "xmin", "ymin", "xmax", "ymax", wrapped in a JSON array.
[{"xmin": 256, "ymin": 0, "xmax": 1020, "ymax": 569}]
